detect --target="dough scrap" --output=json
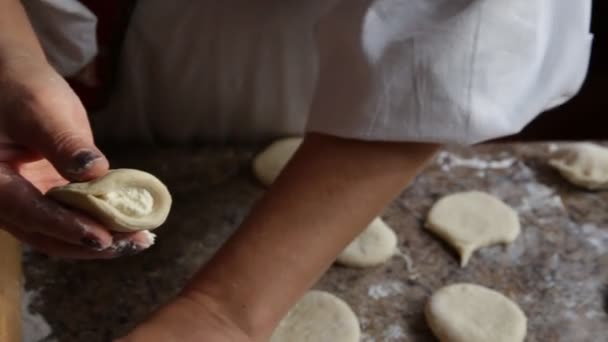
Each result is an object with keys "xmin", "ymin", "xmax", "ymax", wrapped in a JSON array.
[
  {"xmin": 271, "ymin": 291, "xmax": 360, "ymax": 342},
  {"xmin": 426, "ymin": 283, "xmax": 527, "ymax": 342},
  {"xmin": 549, "ymin": 143, "xmax": 608, "ymax": 190},
  {"xmin": 337, "ymin": 218, "xmax": 397, "ymax": 268},
  {"xmin": 47, "ymin": 169, "xmax": 172, "ymax": 232},
  {"xmin": 426, "ymin": 191, "xmax": 520, "ymax": 267},
  {"xmin": 253, "ymin": 137, "xmax": 303, "ymax": 186}
]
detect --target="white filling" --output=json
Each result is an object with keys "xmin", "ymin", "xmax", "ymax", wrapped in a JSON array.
[{"xmin": 100, "ymin": 188, "xmax": 154, "ymax": 217}]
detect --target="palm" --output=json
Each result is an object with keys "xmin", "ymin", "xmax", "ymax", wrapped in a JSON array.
[{"xmin": 16, "ymin": 159, "xmax": 69, "ymax": 193}]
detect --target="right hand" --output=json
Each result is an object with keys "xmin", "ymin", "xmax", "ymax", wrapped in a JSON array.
[{"xmin": 0, "ymin": 53, "xmax": 154, "ymax": 259}]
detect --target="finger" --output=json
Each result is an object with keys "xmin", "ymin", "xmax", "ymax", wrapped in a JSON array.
[
  {"xmin": 0, "ymin": 144, "xmax": 42, "ymax": 166},
  {"xmin": 8, "ymin": 229, "xmax": 141, "ymax": 260},
  {"xmin": 6, "ymin": 80, "xmax": 109, "ymax": 181},
  {"xmin": 0, "ymin": 165, "xmax": 114, "ymax": 248},
  {"xmin": 112, "ymin": 230, "xmax": 157, "ymax": 250}
]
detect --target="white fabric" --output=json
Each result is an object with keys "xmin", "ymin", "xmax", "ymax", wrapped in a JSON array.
[
  {"xmin": 22, "ymin": 0, "xmax": 98, "ymax": 77},
  {"xmin": 309, "ymin": 0, "xmax": 593, "ymax": 143},
  {"xmin": 91, "ymin": 0, "xmax": 590, "ymax": 143}
]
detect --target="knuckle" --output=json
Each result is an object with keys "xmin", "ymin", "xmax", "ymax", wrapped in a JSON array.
[
  {"xmin": 51, "ymin": 130, "xmax": 85, "ymax": 153},
  {"xmin": 2, "ymin": 88, "xmax": 55, "ymax": 132}
]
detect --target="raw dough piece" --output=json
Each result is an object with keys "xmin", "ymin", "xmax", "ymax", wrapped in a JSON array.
[
  {"xmin": 271, "ymin": 291, "xmax": 360, "ymax": 342},
  {"xmin": 47, "ymin": 169, "xmax": 172, "ymax": 232},
  {"xmin": 549, "ymin": 143, "xmax": 608, "ymax": 190},
  {"xmin": 253, "ymin": 137, "xmax": 303, "ymax": 186},
  {"xmin": 337, "ymin": 218, "xmax": 397, "ymax": 268},
  {"xmin": 426, "ymin": 283, "xmax": 527, "ymax": 342},
  {"xmin": 426, "ymin": 191, "xmax": 520, "ymax": 267}
]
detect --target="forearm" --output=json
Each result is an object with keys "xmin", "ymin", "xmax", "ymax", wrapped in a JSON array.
[
  {"xmin": 0, "ymin": 0, "xmax": 45, "ymax": 63},
  {"xmin": 188, "ymin": 133, "xmax": 439, "ymax": 340}
]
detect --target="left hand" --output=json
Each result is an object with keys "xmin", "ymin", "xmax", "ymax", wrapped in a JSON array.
[{"xmin": 115, "ymin": 291, "xmax": 254, "ymax": 342}]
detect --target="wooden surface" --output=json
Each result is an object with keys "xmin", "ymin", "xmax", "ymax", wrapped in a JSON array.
[{"xmin": 0, "ymin": 231, "xmax": 22, "ymax": 342}]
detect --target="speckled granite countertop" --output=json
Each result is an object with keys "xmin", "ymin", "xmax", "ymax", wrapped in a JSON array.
[{"xmin": 22, "ymin": 143, "xmax": 608, "ymax": 341}]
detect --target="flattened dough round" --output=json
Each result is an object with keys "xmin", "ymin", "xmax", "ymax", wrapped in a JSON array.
[
  {"xmin": 549, "ymin": 143, "xmax": 608, "ymax": 190},
  {"xmin": 253, "ymin": 137, "xmax": 303, "ymax": 186},
  {"xmin": 47, "ymin": 169, "xmax": 172, "ymax": 232},
  {"xmin": 426, "ymin": 283, "xmax": 527, "ymax": 342},
  {"xmin": 337, "ymin": 218, "xmax": 397, "ymax": 268},
  {"xmin": 271, "ymin": 291, "xmax": 360, "ymax": 342},
  {"xmin": 426, "ymin": 191, "xmax": 520, "ymax": 267}
]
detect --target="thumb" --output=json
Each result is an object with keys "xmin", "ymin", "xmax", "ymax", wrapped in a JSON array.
[{"xmin": 8, "ymin": 87, "xmax": 109, "ymax": 181}]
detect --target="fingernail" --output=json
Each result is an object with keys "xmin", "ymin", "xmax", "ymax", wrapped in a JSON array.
[
  {"xmin": 140, "ymin": 231, "xmax": 157, "ymax": 248},
  {"xmin": 81, "ymin": 237, "xmax": 103, "ymax": 250},
  {"xmin": 70, "ymin": 150, "xmax": 102, "ymax": 175}
]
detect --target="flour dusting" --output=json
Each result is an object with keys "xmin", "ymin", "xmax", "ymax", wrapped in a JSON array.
[
  {"xmin": 395, "ymin": 249, "xmax": 419, "ymax": 280},
  {"xmin": 383, "ymin": 324, "xmax": 405, "ymax": 340},
  {"xmin": 360, "ymin": 332, "xmax": 376, "ymax": 342},
  {"xmin": 22, "ymin": 290, "xmax": 53, "ymax": 342},
  {"xmin": 368, "ymin": 281, "xmax": 406, "ymax": 300},
  {"xmin": 580, "ymin": 223, "xmax": 608, "ymax": 254},
  {"xmin": 516, "ymin": 182, "xmax": 564, "ymax": 212},
  {"xmin": 548, "ymin": 143, "xmax": 559, "ymax": 153},
  {"xmin": 436, "ymin": 151, "xmax": 516, "ymax": 171}
]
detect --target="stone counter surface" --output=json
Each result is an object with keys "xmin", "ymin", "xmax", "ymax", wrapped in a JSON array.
[{"xmin": 22, "ymin": 143, "xmax": 607, "ymax": 341}]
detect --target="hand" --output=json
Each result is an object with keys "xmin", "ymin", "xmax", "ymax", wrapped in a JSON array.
[
  {"xmin": 0, "ymin": 54, "xmax": 153, "ymax": 258},
  {"xmin": 115, "ymin": 291, "xmax": 254, "ymax": 342}
]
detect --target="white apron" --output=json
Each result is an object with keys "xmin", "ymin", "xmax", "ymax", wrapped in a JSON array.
[{"xmin": 26, "ymin": 0, "xmax": 594, "ymax": 144}]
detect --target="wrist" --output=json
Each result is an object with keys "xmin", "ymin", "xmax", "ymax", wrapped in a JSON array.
[
  {"xmin": 183, "ymin": 282, "xmax": 276, "ymax": 341},
  {"xmin": 0, "ymin": 0, "xmax": 47, "ymax": 65},
  {"xmin": 0, "ymin": 46, "xmax": 47, "ymax": 74},
  {"xmin": 118, "ymin": 290, "xmax": 255, "ymax": 342}
]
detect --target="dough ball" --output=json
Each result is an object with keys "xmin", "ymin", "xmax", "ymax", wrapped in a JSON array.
[
  {"xmin": 271, "ymin": 291, "xmax": 360, "ymax": 342},
  {"xmin": 426, "ymin": 191, "xmax": 520, "ymax": 267},
  {"xmin": 426, "ymin": 283, "xmax": 527, "ymax": 342},
  {"xmin": 47, "ymin": 169, "xmax": 172, "ymax": 232},
  {"xmin": 549, "ymin": 143, "xmax": 608, "ymax": 190},
  {"xmin": 253, "ymin": 137, "xmax": 303, "ymax": 186},
  {"xmin": 337, "ymin": 218, "xmax": 397, "ymax": 268}
]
